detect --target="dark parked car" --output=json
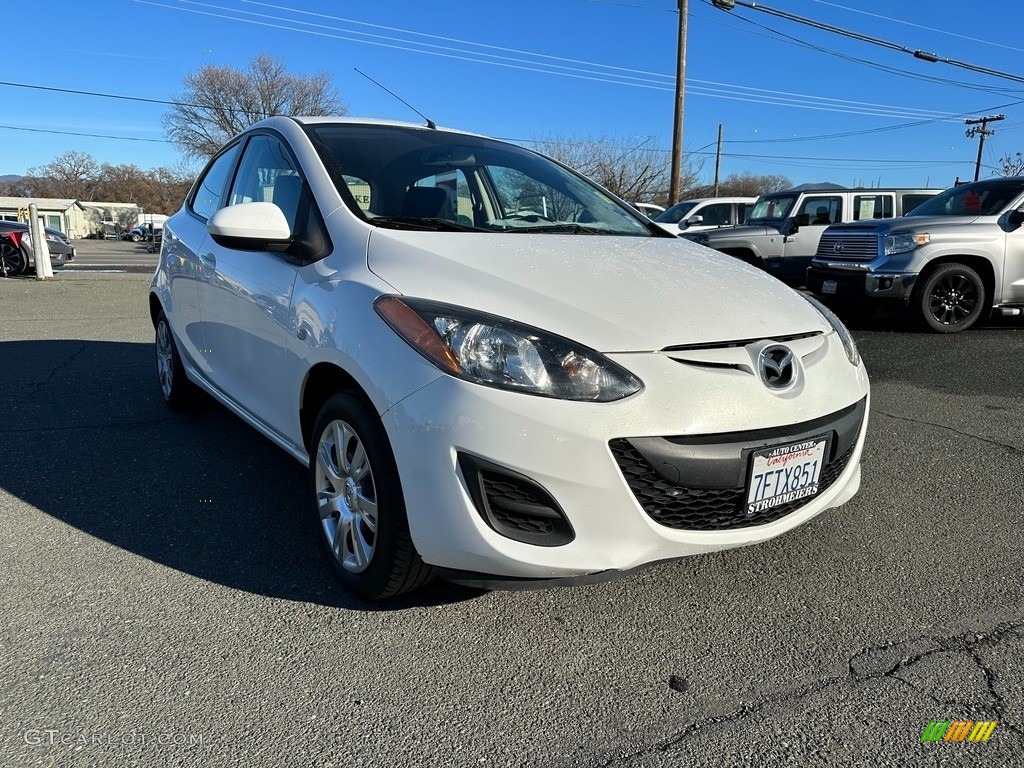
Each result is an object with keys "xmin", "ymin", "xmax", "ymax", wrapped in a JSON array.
[{"xmin": 0, "ymin": 221, "xmax": 75, "ymax": 276}]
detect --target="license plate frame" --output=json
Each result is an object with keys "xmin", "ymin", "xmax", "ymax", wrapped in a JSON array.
[{"xmin": 745, "ymin": 436, "xmax": 829, "ymax": 516}]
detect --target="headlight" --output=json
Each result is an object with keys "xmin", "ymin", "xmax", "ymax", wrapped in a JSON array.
[
  {"xmin": 802, "ymin": 294, "xmax": 860, "ymax": 367},
  {"xmin": 45, "ymin": 233, "xmax": 60, "ymax": 242},
  {"xmin": 884, "ymin": 232, "xmax": 929, "ymax": 256},
  {"xmin": 375, "ymin": 297, "xmax": 642, "ymax": 401}
]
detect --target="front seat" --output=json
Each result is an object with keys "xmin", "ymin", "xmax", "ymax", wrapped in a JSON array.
[
  {"xmin": 813, "ymin": 205, "xmax": 831, "ymax": 225},
  {"xmin": 400, "ymin": 186, "xmax": 452, "ymax": 219}
]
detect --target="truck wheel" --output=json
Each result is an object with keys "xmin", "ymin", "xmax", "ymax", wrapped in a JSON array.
[{"xmin": 915, "ymin": 262, "xmax": 985, "ymax": 333}]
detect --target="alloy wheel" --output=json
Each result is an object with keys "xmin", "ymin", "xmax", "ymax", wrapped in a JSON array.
[
  {"xmin": 314, "ymin": 419, "xmax": 378, "ymax": 573},
  {"xmin": 927, "ymin": 273, "xmax": 979, "ymax": 326},
  {"xmin": 156, "ymin": 321, "xmax": 174, "ymax": 400}
]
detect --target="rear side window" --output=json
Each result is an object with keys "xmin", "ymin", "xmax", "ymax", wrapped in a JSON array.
[
  {"xmin": 901, "ymin": 194, "xmax": 934, "ymax": 215},
  {"xmin": 190, "ymin": 143, "xmax": 241, "ymax": 221},
  {"xmin": 853, "ymin": 194, "xmax": 894, "ymax": 220}
]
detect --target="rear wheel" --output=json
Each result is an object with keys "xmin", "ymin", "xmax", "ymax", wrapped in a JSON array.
[
  {"xmin": 155, "ymin": 311, "xmax": 203, "ymax": 410},
  {"xmin": 0, "ymin": 242, "xmax": 29, "ymax": 277},
  {"xmin": 310, "ymin": 392, "xmax": 433, "ymax": 600},
  {"xmin": 914, "ymin": 263, "xmax": 985, "ymax": 333}
]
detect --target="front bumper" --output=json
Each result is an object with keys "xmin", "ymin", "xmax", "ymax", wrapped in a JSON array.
[
  {"xmin": 807, "ymin": 263, "xmax": 917, "ymax": 300},
  {"xmin": 382, "ymin": 334, "xmax": 870, "ymax": 581}
]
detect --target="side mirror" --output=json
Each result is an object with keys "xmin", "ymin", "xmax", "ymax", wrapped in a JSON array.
[
  {"xmin": 208, "ymin": 202, "xmax": 291, "ymax": 250},
  {"xmin": 1008, "ymin": 207, "xmax": 1024, "ymax": 227},
  {"xmin": 679, "ymin": 214, "xmax": 703, "ymax": 230}
]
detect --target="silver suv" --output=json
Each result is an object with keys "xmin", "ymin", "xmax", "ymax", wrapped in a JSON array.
[
  {"xmin": 686, "ymin": 186, "xmax": 940, "ymax": 284},
  {"xmin": 807, "ymin": 177, "xmax": 1024, "ymax": 332}
]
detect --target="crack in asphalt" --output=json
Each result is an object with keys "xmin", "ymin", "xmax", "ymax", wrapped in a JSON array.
[
  {"xmin": 589, "ymin": 620, "xmax": 1024, "ymax": 767},
  {"xmin": 23, "ymin": 342, "xmax": 88, "ymax": 402},
  {"xmin": 872, "ymin": 409, "xmax": 1023, "ymax": 456}
]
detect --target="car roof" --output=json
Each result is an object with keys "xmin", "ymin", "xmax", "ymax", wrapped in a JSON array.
[{"xmin": 256, "ymin": 115, "xmax": 492, "ymax": 141}]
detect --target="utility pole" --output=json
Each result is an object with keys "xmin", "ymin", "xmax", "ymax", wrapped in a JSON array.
[
  {"xmin": 713, "ymin": 123, "xmax": 723, "ymax": 196},
  {"xmin": 668, "ymin": 0, "xmax": 688, "ymax": 205},
  {"xmin": 964, "ymin": 114, "xmax": 1004, "ymax": 182}
]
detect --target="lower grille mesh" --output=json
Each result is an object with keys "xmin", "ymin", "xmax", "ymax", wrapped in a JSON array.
[{"xmin": 610, "ymin": 440, "xmax": 855, "ymax": 531}]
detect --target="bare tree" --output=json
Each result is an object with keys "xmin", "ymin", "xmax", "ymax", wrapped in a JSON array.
[
  {"xmin": 26, "ymin": 150, "xmax": 101, "ymax": 199},
  {"xmin": 999, "ymin": 152, "xmax": 1024, "ymax": 176},
  {"xmin": 685, "ymin": 172, "xmax": 792, "ymax": 199},
  {"xmin": 528, "ymin": 135, "xmax": 702, "ymax": 206},
  {"xmin": 15, "ymin": 151, "xmax": 195, "ymax": 214},
  {"xmin": 163, "ymin": 54, "xmax": 347, "ymax": 159}
]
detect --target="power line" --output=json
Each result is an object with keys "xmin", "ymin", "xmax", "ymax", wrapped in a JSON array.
[
  {"xmin": 136, "ymin": 0, "xmax": 983, "ymax": 123},
  {"xmin": 700, "ymin": 3, "xmax": 1022, "ymax": 96},
  {"xmin": 807, "ymin": 0, "xmax": 1024, "ymax": 55},
  {"xmin": 708, "ymin": 0, "xmax": 1024, "ymax": 86},
  {"xmin": 0, "ymin": 124, "xmax": 171, "ymax": 143}
]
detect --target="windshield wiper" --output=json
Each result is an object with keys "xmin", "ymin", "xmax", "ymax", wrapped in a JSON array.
[
  {"xmin": 504, "ymin": 223, "xmax": 604, "ymax": 235},
  {"xmin": 368, "ymin": 216, "xmax": 485, "ymax": 232}
]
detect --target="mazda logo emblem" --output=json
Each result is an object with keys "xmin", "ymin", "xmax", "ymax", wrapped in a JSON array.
[
  {"xmin": 758, "ymin": 345, "xmax": 797, "ymax": 390},
  {"xmin": 833, "ymin": 241, "xmax": 845, "ymax": 253}
]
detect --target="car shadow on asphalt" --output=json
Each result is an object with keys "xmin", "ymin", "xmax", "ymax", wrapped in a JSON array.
[{"xmin": 0, "ymin": 339, "xmax": 485, "ymax": 611}]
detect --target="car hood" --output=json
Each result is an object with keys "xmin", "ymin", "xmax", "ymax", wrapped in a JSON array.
[
  {"xmin": 365, "ymin": 231, "xmax": 828, "ymax": 351},
  {"xmin": 703, "ymin": 224, "xmax": 779, "ymax": 241},
  {"xmin": 828, "ymin": 215, "xmax": 988, "ymax": 234}
]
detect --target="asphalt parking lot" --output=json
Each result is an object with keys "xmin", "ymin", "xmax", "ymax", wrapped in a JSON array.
[{"xmin": 0, "ymin": 272, "xmax": 1022, "ymax": 767}]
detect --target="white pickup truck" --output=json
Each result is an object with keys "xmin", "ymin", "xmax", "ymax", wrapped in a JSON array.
[{"xmin": 686, "ymin": 186, "xmax": 941, "ymax": 285}]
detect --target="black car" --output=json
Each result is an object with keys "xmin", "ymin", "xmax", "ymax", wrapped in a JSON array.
[{"xmin": 0, "ymin": 221, "xmax": 75, "ymax": 276}]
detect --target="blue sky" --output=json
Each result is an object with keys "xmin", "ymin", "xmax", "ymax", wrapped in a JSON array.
[{"xmin": 4, "ymin": 0, "xmax": 1024, "ymax": 190}]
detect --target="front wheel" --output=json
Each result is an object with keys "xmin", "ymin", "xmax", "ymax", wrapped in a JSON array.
[
  {"xmin": 310, "ymin": 392, "xmax": 433, "ymax": 600},
  {"xmin": 914, "ymin": 263, "xmax": 985, "ymax": 333}
]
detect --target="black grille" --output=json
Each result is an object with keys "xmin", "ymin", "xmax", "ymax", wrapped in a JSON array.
[
  {"xmin": 458, "ymin": 454, "xmax": 575, "ymax": 546},
  {"xmin": 611, "ymin": 440, "xmax": 856, "ymax": 531},
  {"xmin": 816, "ymin": 233, "xmax": 878, "ymax": 261},
  {"xmin": 481, "ymin": 472, "xmax": 558, "ymax": 536}
]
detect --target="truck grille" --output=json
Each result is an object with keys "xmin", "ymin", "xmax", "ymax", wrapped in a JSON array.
[{"xmin": 816, "ymin": 233, "xmax": 878, "ymax": 261}]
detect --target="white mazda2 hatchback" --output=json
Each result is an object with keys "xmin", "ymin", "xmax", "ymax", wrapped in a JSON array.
[{"xmin": 150, "ymin": 117, "xmax": 869, "ymax": 600}]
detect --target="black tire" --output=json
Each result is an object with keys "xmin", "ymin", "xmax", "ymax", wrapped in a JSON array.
[
  {"xmin": 309, "ymin": 392, "xmax": 433, "ymax": 600},
  {"xmin": 914, "ymin": 262, "xmax": 986, "ymax": 333},
  {"xmin": 0, "ymin": 242, "xmax": 29, "ymax": 277},
  {"xmin": 131, "ymin": 234, "xmax": 141, "ymax": 243},
  {"xmin": 154, "ymin": 311, "xmax": 204, "ymax": 410}
]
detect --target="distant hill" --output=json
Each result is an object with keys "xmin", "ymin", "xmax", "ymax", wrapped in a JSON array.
[{"xmin": 0, "ymin": 174, "xmax": 24, "ymax": 182}]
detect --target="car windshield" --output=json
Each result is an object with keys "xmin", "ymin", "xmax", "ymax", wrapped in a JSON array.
[
  {"xmin": 906, "ymin": 179, "xmax": 1024, "ymax": 217},
  {"xmin": 306, "ymin": 124, "xmax": 653, "ymax": 236},
  {"xmin": 746, "ymin": 195, "xmax": 798, "ymax": 224},
  {"xmin": 653, "ymin": 202, "xmax": 697, "ymax": 224}
]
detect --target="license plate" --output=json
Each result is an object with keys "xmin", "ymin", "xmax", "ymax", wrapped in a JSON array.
[
  {"xmin": 746, "ymin": 437, "xmax": 828, "ymax": 515},
  {"xmin": 822, "ymin": 280, "xmax": 837, "ymax": 295}
]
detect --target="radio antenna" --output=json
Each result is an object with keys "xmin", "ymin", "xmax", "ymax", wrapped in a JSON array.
[{"xmin": 354, "ymin": 68, "xmax": 436, "ymax": 130}]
